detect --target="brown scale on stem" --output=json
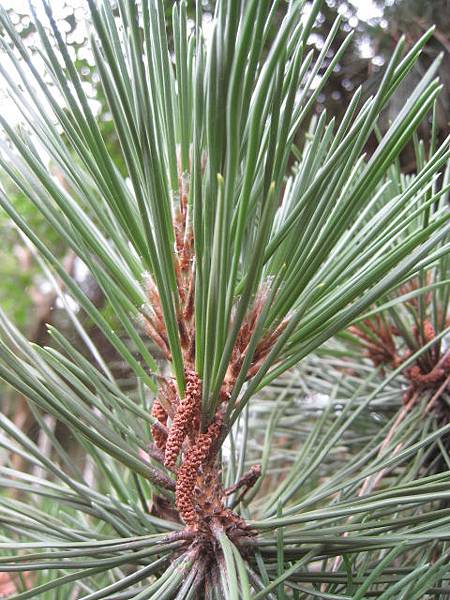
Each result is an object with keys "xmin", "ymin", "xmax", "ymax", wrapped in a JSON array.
[
  {"xmin": 143, "ymin": 313, "xmax": 171, "ymax": 360},
  {"xmin": 224, "ymin": 464, "xmax": 262, "ymax": 497}
]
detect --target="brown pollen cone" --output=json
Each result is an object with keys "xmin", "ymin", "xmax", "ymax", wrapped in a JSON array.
[
  {"xmin": 175, "ymin": 415, "xmax": 222, "ymax": 527},
  {"xmin": 151, "ymin": 400, "xmax": 168, "ymax": 450},
  {"xmin": 164, "ymin": 370, "xmax": 201, "ymax": 468}
]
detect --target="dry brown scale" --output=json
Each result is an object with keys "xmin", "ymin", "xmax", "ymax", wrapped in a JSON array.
[{"xmin": 349, "ymin": 315, "xmax": 398, "ymax": 369}]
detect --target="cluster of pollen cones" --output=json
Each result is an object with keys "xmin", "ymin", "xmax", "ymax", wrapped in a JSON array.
[{"xmin": 141, "ymin": 166, "xmax": 281, "ymax": 539}]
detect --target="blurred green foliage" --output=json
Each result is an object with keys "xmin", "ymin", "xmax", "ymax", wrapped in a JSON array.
[{"xmin": 0, "ymin": 186, "xmax": 63, "ymax": 329}]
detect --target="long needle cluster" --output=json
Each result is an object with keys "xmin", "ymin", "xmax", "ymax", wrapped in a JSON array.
[{"xmin": 142, "ymin": 164, "xmax": 287, "ymax": 532}]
